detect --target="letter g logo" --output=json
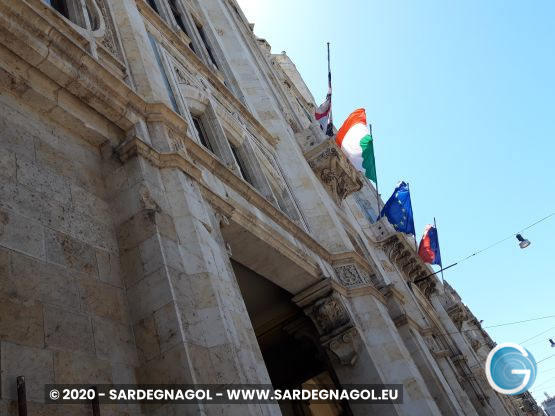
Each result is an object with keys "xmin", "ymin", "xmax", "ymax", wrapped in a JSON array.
[{"xmin": 485, "ymin": 342, "xmax": 537, "ymax": 395}]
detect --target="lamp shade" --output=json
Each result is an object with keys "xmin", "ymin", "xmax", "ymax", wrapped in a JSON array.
[{"xmin": 516, "ymin": 234, "xmax": 531, "ymax": 249}]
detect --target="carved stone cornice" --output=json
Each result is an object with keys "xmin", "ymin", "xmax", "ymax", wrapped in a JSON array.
[
  {"xmin": 293, "ymin": 280, "xmax": 361, "ymax": 366},
  {"xmin": 304, "ymin": 140, "xmax": 363, "ymax": 204},
  {"xmin": 375, "ymin": 230, "xmax": 442, "ymax": 302},
  {"xmin": 446, "ymin": 303, "xmax": 468, "ymax": 331}
]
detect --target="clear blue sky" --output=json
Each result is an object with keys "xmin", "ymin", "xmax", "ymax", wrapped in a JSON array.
[{"xmin": 237, "ymin": 0, "xmax": 555, "ymax": 403}]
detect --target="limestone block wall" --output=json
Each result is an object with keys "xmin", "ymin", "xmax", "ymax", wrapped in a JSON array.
[
  {"xmin": 102, "ymin": 146, "xmax": 281, "ymax": 416},
  {"xmin": 0, "ymin": 91, "xmax": 282, "ymax": 416},
  {"xmin": 0, "ymin": 93, "xmax": 139, "ymax": 416}
]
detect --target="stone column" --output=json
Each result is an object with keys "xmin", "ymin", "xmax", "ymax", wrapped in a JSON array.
[
  {"xmin": 380, "ymin": 284, "xmax": 477, "ymax": 416},
  {"xmin": 430, "ymin": 293, "xmax": 513, "ymax": 416},
  {"xmin": 107, "ymin": 144, "xmax": 281, "ymax": 415},
  {"xmin": 293, "ymin": 279, "xmax": 444, "ymax": 416}
]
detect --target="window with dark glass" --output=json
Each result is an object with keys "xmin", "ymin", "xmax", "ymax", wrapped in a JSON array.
[
  {"xmin": 230, "ymin": 144, "xmax": 253, "ymax": 185},
  {"xmin": 44, "ymin": 0, "xmax": 70, "ymax": 19},
  {"xmin": 169, "ymin": 0, "xmax": 196, "ymax": 53},
  {"xmin": 169, "ymin": 0, "xmax": 186, "ymax": 32},
  {"xmin": 197, "ymin": 24, "xmax": 219, "ymax": 69},
  {"xmin": 148, "ymin": 34, "xmax": 179, "ymax": 113},
  {"xmin": 192, "ymin": 117, "xmax": 213, "ymax": 152},
  {"xmin": 146, "ymin": 0, "xmax": 159, "ymax": 14}
]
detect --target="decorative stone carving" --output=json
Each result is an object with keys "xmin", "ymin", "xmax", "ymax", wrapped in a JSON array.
[
  {"xmin": 326, "ymin": 328, "xmax": 360, "ymax": 366},
  {"xmin": 215, "ymin": 212, "xmax": 231, "ymax": 227},
  {"xmin": 333, "ymin": 264, "xmax": 370, "ymax": 288},
  {"xmin": 96, "ymin": 0, "xmax": 122, "ymax": 60},
  {"xmin": 310, "ymin": 295, "xmax": 350, "ymax": 337},
  {"xmin": 446, "ymin": 303, "xmax": 468, "ymax": 331},
  {"xmin": 304, "ymin": 141, "xmax": 362, "ymax": 204},
  {"xmin": 175, "ymin": 66, "xmax": 191, "ymax": 84},
  {"xmin": 293, "ymin": 280, "xmax": 359, "ymax": 366},
  {"xmin": 381, "ymin": 234, "xmax": 439, "ymax": 299},
  {"xmin": 168, "ymin": 130, "xmax": 185, "ymax": 152}
]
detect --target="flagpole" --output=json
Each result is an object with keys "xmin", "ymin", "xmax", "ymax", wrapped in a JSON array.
[
  {"xmin": 326, "ymin": 42, "xmax": 333, "ymax": 136},
  {"xmin": 327, "ymin": 42, "xmax": 331, "ymax": 80},
  {"xmin": 369, "ymin": 123, "xmax": 381, "ymax": 218},
  {"xmin": 434, "ymin": 217, "xmax": 446, "ymax": 289},
  {"xmin": 407, "ymin": 182, "xmax": 418, "ymax": 250}
]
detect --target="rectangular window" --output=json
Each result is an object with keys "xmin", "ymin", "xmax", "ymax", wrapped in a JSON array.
[
  {"xmin": 169, "ymin": 0, "xmax": 186, "ymax": 32},
  {"xmin": 230, "ymin": 143, "xmax": 253, "ymax": 185},
  {"xmin": 197, "ymin": 24, "xmax": 219, "ymax": 69},
  {"xmin": 169, "ymin": 0, "xmax": 196, "ymax": 53},
  {"xmin": 148, "ymin": 34, "xmax": 179, "ymax": 114},
  {"xmin": 355, "ymin": 195, "xmax": 377, "ymax": 224},
  {"xmin": 146, "ymin": 0, "xmax": 159, "ymax": 14},
  {"xmin": 192, "ymin": 117, "xmax": 213, "ymax": 153},
  {"xmin": 45, "ymin": 0, "xmax": 70, "ymax": 19}
]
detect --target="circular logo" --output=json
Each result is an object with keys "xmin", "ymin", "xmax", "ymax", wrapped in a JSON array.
[{"xmin": 485, "ymin": 342, "xmax": 537, "ymax": 395}]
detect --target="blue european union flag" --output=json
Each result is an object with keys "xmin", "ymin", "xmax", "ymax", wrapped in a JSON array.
[{"xmin": 379, "ymin": 181, "xmax": 415, "ymax": 235}]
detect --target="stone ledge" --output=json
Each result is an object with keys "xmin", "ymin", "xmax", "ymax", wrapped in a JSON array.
[{"xmin": 115, "ymin": 137, "xmax": 323, "ymax": 281}]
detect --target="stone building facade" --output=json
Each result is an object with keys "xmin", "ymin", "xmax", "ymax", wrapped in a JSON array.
[
  {"xmin": 0, "ymin": 0, "xmax": 533, "ymax": 415},
  {"xmin": 543, "ymin": 394, "xmax": 555, "ymax": 416}
]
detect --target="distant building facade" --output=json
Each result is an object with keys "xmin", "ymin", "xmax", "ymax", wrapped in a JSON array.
[
  {"xmin": 0, "ymin": 0, "xmax": 537, "ymax": 414},
  {"xmin": 543, "ymin": 394, "xmax": 555, "ymax": 416}
]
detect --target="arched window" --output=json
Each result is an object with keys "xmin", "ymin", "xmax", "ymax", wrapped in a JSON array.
[
  {"xmin": 44, "ymin": 0, "xmax": 70, "ymax": 19},
  {"xmin": 44, "ymin": 0, "xmax": 99, "ymax": 31},
  {"xmin": 42, "ymin": 0, "xmax": 128, "ymax": 81}
]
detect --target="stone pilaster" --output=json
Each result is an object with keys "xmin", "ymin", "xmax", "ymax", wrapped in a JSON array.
[
  {"xmin": 430, "ymin": 293, "xmax": 514, "ymax": 416},
  {"xmin": 109, "ymin": 139, "xmax": 280, "ymax": 415},
  {"xmin": 110, "ymin": 0, "xmax": 171, "ymax": 105}
]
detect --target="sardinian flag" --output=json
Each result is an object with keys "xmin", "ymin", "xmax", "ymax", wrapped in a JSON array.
[{"xmin": 315, "ymin": 43, "xmax": 334, "ymax": 136}]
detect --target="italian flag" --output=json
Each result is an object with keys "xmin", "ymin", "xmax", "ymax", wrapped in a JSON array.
[{"xmin": 336, "ymin": 108, "xmax": 377, "ymax": 183}]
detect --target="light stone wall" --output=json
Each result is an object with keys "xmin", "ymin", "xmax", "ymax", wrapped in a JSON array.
[
  {"xmin": 0, "ymin": 0, "xmax": 527, "ymax": 415},
  {"xmin": 0, "ymin": 91, "xmax": 138, "ymax": 416}
]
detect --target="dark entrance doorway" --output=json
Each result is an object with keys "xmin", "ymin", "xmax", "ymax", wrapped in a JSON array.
[{"xmin": 232, "ymin": 260, "xmax": 352, "ymax": 416}]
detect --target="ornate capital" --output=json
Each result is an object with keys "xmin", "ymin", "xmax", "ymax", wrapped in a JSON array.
[
  {"xmin": 293, "ymin": 280, "xmax": 360, "ymax": 366},
  {"xmin": 304, "ymin": 140, "xmax": 362, "ymax": 204},
  {"xmin": 326, "ymin": 328, "xmax": 361, "ymax": 366},
  {"xmin": 306, "ymin": 294, "xmax": 351, "ymax": 339}
]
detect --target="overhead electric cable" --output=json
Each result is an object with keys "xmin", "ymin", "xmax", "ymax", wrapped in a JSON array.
[
  {"xmin": 527, "ymin": 337, "xmax": 555, "ymax": 348},
  {"xmin": 431, "ymin": 314, "xmax": 555, "ymax": 338},
  {"xmin": 537, "ymin": 354, "xmax": 555, "ymax": 365},
  {"xmin": 521, "ymin": 326, "xmax": 555, "ymax": 344},
  {"xmin": 484, "ymin": 315, "xmax": 555, "ymax": 330},
  {"xmin": 414, "ymin": 210, "xmax": 555, "ymax": 284}
]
